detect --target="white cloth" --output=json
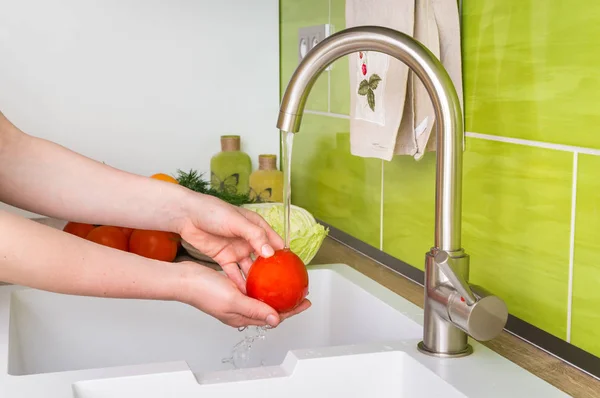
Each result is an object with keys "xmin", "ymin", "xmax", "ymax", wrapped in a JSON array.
[
  {"xmin": 346, "ymin": 0, "xmax": 463, "ymax": 161},
  {"xmin": 346, "ymin": 0, "xmax": 415, "ymax": 161}
]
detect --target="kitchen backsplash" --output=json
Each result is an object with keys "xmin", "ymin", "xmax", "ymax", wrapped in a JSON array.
[{"xmin": 280, "ymin": 0, "xmax": 600, "ymax": 358}]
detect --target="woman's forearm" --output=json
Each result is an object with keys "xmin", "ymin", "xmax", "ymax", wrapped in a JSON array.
[
  {"xmin": 0, "ymin": 112, "xmax": 194, "ymax": 232},
  {"xmin": 0, "ymin": 210, "xmax": 185, "ymax": 299}
]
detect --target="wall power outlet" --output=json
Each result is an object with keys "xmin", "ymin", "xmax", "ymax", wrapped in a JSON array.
[{"xmin": 298, "ymin": 24, "xmax": 333, "ymax": 70}]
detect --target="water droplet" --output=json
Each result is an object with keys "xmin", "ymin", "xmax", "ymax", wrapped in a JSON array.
[{"xmin": 222, "ymin": 326, "xmax": 270, "ymax": 369}]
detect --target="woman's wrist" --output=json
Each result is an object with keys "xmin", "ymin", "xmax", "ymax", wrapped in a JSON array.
[
  {"xmin": 168, "ymin": 260, "xmax": 208, "ymax": 306},
  {"xmin": 162, "ymin": 186, "xmax": 199, "ymax": 234},
  {"xmin": 159, "ymin": 260, "xmax": 191, "ymax": 303},
  {"xmin": 169, "ymin": 189, "xmax": 222, "ymax": 235}
]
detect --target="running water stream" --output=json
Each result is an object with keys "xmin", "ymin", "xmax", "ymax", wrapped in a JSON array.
[
  {"xmin": 222, "ymin": 131, "xmax": 295, "ymax": 369},
  {"xmin": 281, "ymin": 131, "xmax": 294, "ymax": 248}
]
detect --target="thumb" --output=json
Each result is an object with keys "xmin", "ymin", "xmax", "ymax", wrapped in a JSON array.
[
  {"xmin": 237, "ymin": 295, "xmax": 281, "ymax": 327},
  {"xmin": 231, "ymin": 218, "xmax": 275, "ymax": 258}
]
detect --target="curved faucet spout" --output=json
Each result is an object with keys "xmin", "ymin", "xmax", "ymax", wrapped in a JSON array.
[
  {"xmin": 277, "ymin": 25, "xmax": 463, "ymax": 252},
  {"xmin": 278, "ymin": 25, "xmax": 508, "ymax": 357}
]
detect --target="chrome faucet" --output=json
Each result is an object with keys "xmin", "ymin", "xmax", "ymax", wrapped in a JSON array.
[{"xmin": 277, "ymin": 26, "xmax": 509, "ymax": 357}]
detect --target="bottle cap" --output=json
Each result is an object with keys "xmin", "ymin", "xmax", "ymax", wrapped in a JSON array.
[
  {"xmin": 221, "ymin": 135, "xmax": 240, "ymax": 151},
  {"xmin": 258, "ymin": 154, "xmax": 277, "ymax": 170}
]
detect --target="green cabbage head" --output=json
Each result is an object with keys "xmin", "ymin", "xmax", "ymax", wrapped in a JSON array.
[{"xmin": 242, "ymin": 203, "xmax": 328, "ymax": 264}]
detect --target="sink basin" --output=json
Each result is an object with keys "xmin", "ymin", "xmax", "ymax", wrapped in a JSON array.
[
  {"xmin": 6, "ymin": 265, "xmax": 421, "ymax": 376},
  {"xmin": 72, "ymin": 350, "xmax": 467, "ymax": 398},
  {"xmin": 0, "ymin": 263, "xmax": 568, "ymax": 397}
]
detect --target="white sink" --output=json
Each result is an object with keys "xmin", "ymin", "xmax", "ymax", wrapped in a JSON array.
[
  {"xmin": 0, "ymin": 264, "xmax": 568, "ymax": 397},
  {"xmin": 6, "ymin": 265, "xmax": 421, "ymax": 376},
  {"xmin": 73, "ymin": 350, "xmax": 467, "ymax": 398}
]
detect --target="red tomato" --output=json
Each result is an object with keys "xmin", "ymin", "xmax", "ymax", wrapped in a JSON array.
[
  {"xmin": 246, "ymin": 249, "xmax": 309, "ymax": 313},
  {"xmin": 63, "ymin": 222, "xmax": 95, "ymax": 239},
  {"xmin": 86, "ymin": 226, "xmax": 129, "ymax": 251},
  {"xmin": 129, "ymin": 230, "xmax": 179, "ymax": 262},
  {"xmin": 120, "ymin": 227, "xmax": 134, "ymax": 239}
]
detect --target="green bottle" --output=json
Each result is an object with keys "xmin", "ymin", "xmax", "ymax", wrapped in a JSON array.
[
  {"xmin": 249, "ymin": 154, "xmax": 284, "ymax": 203},
  {"xmin": 210, "ymin": 135, "xmax": 252, "ymax": 195}
]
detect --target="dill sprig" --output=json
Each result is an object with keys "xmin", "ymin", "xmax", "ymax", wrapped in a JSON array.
[
  {"xmin": 175, "ymin": 169, "xmax": 253, "ymax": 207},
  {"xmin": 175, "ymin": 169, "xmax": 209, "ymax": 192}
]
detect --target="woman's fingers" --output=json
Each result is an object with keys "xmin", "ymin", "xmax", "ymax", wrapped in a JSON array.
[
  {"xmin": 228, "ymin": 299, "xmax": 311, "ymax": 328},
  {"xmin": 228, "ymin": 316, "xmax": 269, "ymax": 328},
  {"xmin": 238, "ymin": 257, "xmax": 254, "ymax": 277},
  {"xmin": 233, "ymin": 294, "xmax": 280, "ymax": 327},
  {"xmin": 238, "ymin": 208, "xmax": 285, "ymax": 251},
  {"xmin": 221, "ymin": 262, "xmax": 247, "ymax": 293},
  {"xmin": 228, "ymin": 217, "xmax": 276, "ymax": 259},
  {"xmin": 280, "ymin": 299, "xmax": 312, "ymax": 322}
]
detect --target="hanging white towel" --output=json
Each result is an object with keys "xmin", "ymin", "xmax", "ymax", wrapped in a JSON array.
[
  {"xmin": 401, "ymin": 0, "xmax": 440, "ymax": 160},
  {"xmin": 346, "ymin": 0, "xmax": 415, "ymax": 161},
  {"xmin": 346, "ymin": 0, "xmax": 464, "ymax": 161}
]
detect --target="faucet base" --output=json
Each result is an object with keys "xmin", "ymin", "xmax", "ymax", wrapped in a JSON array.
[{"xmin": 417, "ymin": 341, "xmax": 473, "ymax": 358}]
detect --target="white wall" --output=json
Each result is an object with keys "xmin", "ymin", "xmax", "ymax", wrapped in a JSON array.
[{"xmin": 0, "ymin": 0, "xmax": 280, "ymax": 218}]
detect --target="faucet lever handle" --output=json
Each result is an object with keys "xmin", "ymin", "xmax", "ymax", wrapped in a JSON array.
[{"xmin": 434, "ymin": 251, "xmax": 477, "ymax": 305}]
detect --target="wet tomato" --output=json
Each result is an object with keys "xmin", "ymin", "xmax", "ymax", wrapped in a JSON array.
[
  {"xmin": 86, "ymin": 226, "xmax": 129, "ymax": 251},
  {"xmin": 129, "ymin": 230, "xmax": 179, "ymax": 262},
  {"xmin": 63, "ymin": 222, "xmax": 95, "ymax": 238},
  {"xmin": 246, "ymin": 249, "xmax": 309, "ymax": 313},
  {"xmin": 120, "ymin": 227, "xmax": 134, "ymax": 239}
]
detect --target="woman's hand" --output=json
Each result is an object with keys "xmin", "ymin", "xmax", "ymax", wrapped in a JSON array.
[
  {"xmin": 0, "ymin": 112, "xmax": 283, "ymax": 293},
  {"xmin": 178, "ymin": 194, "xmax": 284, "ymax": 292},
  {"xmin": 0, "ymin": 112, "xmax": 310, "ymax": 328},
  {"xmin": 177, "ymin": 261, "xmax": 311, "ymax": 328},
  {"xmin": 176, "ymin": 195, "xmax": 313, "ymax": 326},
  {"xmin": 0, "ymin": 212, "xmax": 310, "ymax": 329}
]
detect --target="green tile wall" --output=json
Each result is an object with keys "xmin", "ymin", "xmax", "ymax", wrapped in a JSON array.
[
  {"xmin": 462, "ymin": 1, "xmax": 600, "ymax": 149},
  {"xmin": 280, "ymin": 0, "xmax": 329, "ymax": 112},
  {"xmin": 290, "ymin": 114, "xmax": 381, "ymax": 248},
  {"xmin": 462, "ymin": 139, "xmax": 572, "ymax": 338},
  {"xmin": 572, "ymin": 154, "xmax": 600, "ymax": 356},
  {"xmin": 280, "ymin": 0, "xmax": 600, "ymax": 357},
  {"xmin": 329, "ymin": 0, "xmax": 350, "ymax": 114},
  {"xmin": 382, "ymin": 153, "xmax": 436, "ymax": 270}
]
